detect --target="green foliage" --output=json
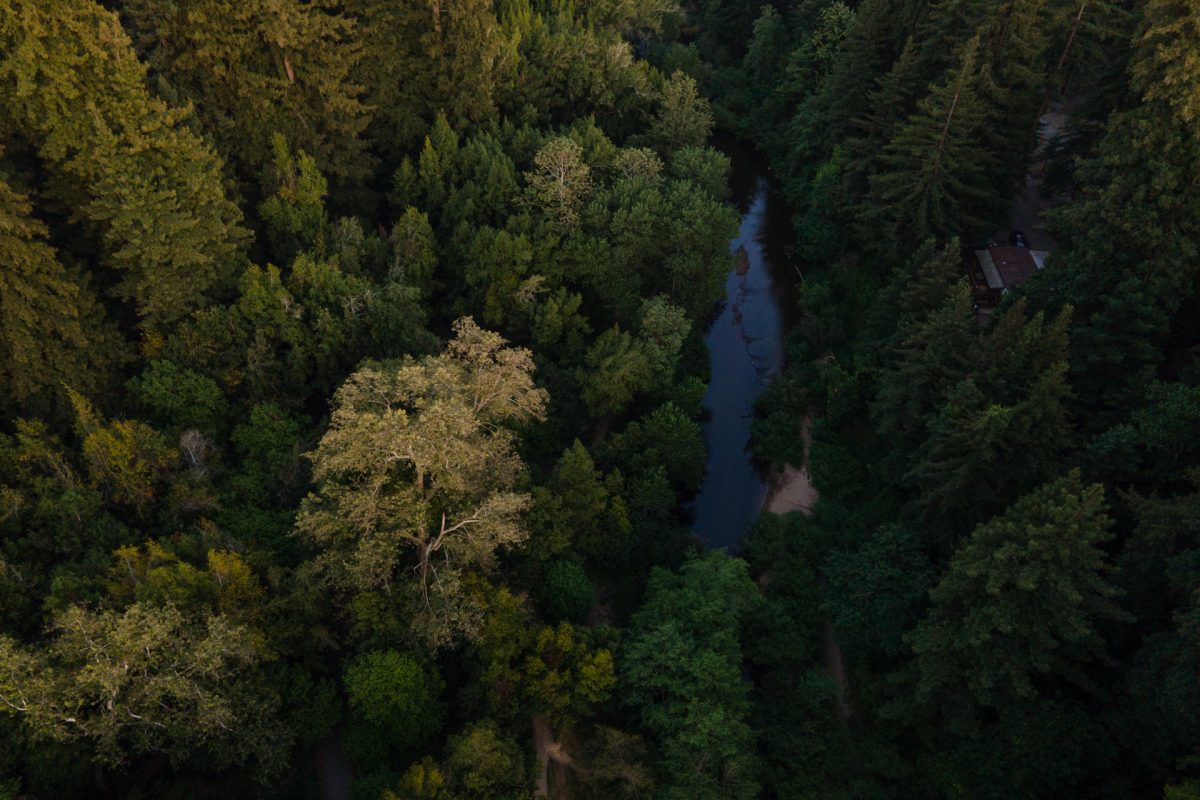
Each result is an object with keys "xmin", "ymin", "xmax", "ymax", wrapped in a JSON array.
[
  {"xmin": 127, "ymin": 360, "xmax": 229, "ymax": 434},
  {"xmin": 580, "ymin": 326, "xmax": 653, "ymax": 417},
  {"xmin": 120, "ymin": 0, "xmax": 371, "ymax": 182},
  {"xmin": 529, "ymin": 440, "xmax": 630, "ymax": 562},
  {"xmin": 390, "ymin": 207, "xmax": 438, "ymax": 295},
  {"xmin": 0, "ymin": 168, "xmax": 117, "ymax": 411},
  {"xmin": 343, "ymin": 650, "xmax": 443, "ymax": 754},
  {"xmin": 647, "ymin": 71, "xmax": 715, "ymax": 154},
  {"xmin": 0, "ymin": 0, "xmax": 249, "ymax": 330},
  {"xmin": 351, "ymin": 0, "xmax": 510, "ymax": 161},
  {"xmin": 604, "ymin": 402, "xmax": 705, "ymax": 491},
  {"xmin": 823, "ymin": 524, "xmax": 933, "ymax": 656},
  {"xmin": 575, "ymin": 725, "xmax": 657, "ymax": 800},
  {"xmin": 258, "ymin": 134, "xmax": 328, "ymax": 265},
  {"xmin": 538, "ymin": 560, "xmax": 595, "ymax": 623},
  {"xmin": 472, "ymin": 586, "xmax": 615, "ymax": 728},
  {"xmin": 622, "ymin": 552, "xmax": 762, "ymax": 800},
  {"xmin": 445, "ymin": 721, "xmax": 526, "ymax": 798},
  {"xmin": 68, "ymin": 389, "xmax": 177, "ymax": 516},
  {"xmin": 904, "ymin": 472, "xmax": 1130, "ymax": 725},
  {"xmin": 863, "ymin": 37, "xmax": 995, "ymax": 246}
]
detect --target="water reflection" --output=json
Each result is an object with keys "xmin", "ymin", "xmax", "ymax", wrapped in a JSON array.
[{"xmin": 690, "ymin": 144, "xmax": 796, "ymax": 549}]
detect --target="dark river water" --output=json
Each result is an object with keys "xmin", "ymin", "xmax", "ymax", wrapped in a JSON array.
[{"xmin": 690, "ymin": 140, "xmax": 797, "ymax": 549}]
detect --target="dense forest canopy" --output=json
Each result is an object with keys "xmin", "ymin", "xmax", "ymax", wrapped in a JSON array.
[{"xmin": 0, "ymin": 0, "xmax": 1196, "ymax": 798}]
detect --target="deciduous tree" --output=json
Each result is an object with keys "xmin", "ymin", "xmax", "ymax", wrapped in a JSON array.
[{"xmin": 296, "ymin": 319, "xmax": 546, "ymax": 641}]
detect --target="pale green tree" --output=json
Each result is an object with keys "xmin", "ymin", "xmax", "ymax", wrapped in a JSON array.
[
  {"xmin": 296, "ymin": 318, "xmax": 547, "ymax": 640},
  {"xmin": 526, "ymin": 137, "xmax": 593, "ymax": 231},
  {"xmin": 0, "ymin": 603, "xmax": 283, "ymax": 771},
  {"xmin": 648, "ymin": 71, "xmax": 715, "ymax": 153}
]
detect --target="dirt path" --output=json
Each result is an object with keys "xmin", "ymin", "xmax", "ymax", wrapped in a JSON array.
[
  {"xmin": 533, "ymin": 715, "xmax": 572, "ymax": 799},
  {"xmin": 1003, "ymin": 97, "xmax": 1078, "ymax": 251},
  {"xmin": 763, "ymin": 413, "xmax": 850, "ymax": 718},
  {"xmin": 823, "ymin": 621, "xmax": 850, "ymax": 721},
  {"xmin": 316, "ymin": 732, "xmax": 352, "ymax": 800}
]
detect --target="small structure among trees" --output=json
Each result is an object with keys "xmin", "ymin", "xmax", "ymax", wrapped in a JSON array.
[{"xmin": 970, "ymin": 244, "xmax": 1049, "ymax": 306}]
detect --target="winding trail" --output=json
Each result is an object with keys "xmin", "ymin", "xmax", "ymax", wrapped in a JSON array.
[{"xmin": 763, "ymin": 414, "xmax": 849, "ymax": 718}]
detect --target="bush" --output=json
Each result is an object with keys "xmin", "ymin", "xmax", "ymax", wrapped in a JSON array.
[
  {"xmin": 343, "ymin": 650, "xmax": 443, "ymax": 753},
  {"xmin": 540, "ymin": 560, "xmax": 594, "ymax": 623},
  {"xmin": 127, "ymin": 360, "xmax": 229, "ymax": 433}
]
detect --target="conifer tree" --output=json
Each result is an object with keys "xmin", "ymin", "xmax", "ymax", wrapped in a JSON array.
[
  {"xmin": 0, "ymin": 169, "xmax": 118, "ymax": 409},
  {"xmin": 872, "ymin": 279, "xmax": 977, "ymax": 458},
  {"xmin": 905, "ymin": 472, "xmax": 1129, "ymax": 726},
  {"xmin": 798, "ymin": 0, "xmax": 915, "ymax": 161},
  {"xmin": 1040, "ymin": 0, "xmax": 1200, "ymax": 416},
  {"xmin": 348, "ymin": 0, "xmax": 510, "ymax": 162},
  {"xmin": 121, "ymin": 0, "xmax": 372, "ymax": 182},
  {"xmin": 864, "ymin": 36, "xmax": 997, "ymax": 246},
  {"xmin": 0, "ymin": 0, "xmax": 248, "ymax": 331},
  {"xmin": 258, "ymin": 134, "xmax": 329, "ymax": 266},
  {"xmin": 906, "ymin": 302, "xmax": 1074, "ymax": 533},
  {"xmin": 975, "ymin": 0, "xmax": 1051, "ymax": 190}
]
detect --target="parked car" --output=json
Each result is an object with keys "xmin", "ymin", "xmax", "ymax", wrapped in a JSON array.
[{"xmin": 1009, "ymin": 230, "xmax": 1028, "ymax": 248}]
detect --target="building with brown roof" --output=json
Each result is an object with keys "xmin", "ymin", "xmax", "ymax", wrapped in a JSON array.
[{"xmin": 972, "ymin": 245, "xmax": 1049, "ymax": 306}]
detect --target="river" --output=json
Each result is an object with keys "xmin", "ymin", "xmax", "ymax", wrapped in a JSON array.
[{"xmin": 690, "ymin": 140, "xmax": 797, "ymax": 550}]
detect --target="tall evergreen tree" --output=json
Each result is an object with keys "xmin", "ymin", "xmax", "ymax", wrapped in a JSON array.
[
  {"xmin": 120, "ymin": 0, "xmax": 372, "ymax": 183},
  {"xmin": 864, "ymin": 37, "xmax": 998, "ymax": 247},
  {"xmin": 348, "ymin": 0, "xmax": 511, "ymax": 163},
  {"xmin": 904, "ymin": 471, "xmax": 1128, "ymax": 726},
  {"xmin": 1038, "ymin": 0, "xmax": 1200, "ymax": 417},
  {"xmin": 0, "ymin": 0, "xmax": 249, "ymax": 331},
  {"xmin": 0, "ymin": 169, "xmax": 119, "ymax": 410}
]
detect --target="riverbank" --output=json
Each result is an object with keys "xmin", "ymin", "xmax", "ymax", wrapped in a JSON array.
[{"xmin": 765, "ymin": 414, "xmax": 817, "ymax": 515}]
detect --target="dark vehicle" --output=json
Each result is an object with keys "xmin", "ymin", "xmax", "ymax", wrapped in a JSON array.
[{"xmin": 1009, "ymin": 230, "xmax": 1028, "ymax": 247}]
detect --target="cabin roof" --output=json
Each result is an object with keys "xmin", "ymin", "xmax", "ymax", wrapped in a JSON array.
[{"xmin": 974, "ymin": 245, "xmax": 1047, "ymax": 290}]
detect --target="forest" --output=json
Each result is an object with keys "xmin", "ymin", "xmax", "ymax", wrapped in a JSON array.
[{"xmin": 0, "ymin": 0, "xmax": 1196, "ymax": 798}]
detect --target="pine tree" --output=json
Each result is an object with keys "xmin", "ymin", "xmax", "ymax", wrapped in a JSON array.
[
  {"xmin": 872, "ymin": 279, "xmax": 977, "ymax": 458},
  {"xmin": 1039, "ymin": 0, "xmax": 1200, "ymax": 418},
  {"xmin": 907, "ymin": 302, "xmax": 1074, "ymax": 533},
  {"xmin": 842, "ymin": 36, "xmax": 921, "ymax": 205},
  {"xmin": 0, "ymin": 0, "xmax": 249, "ymax": 331},
  {"xmin": 864, "ymin": 37, "xmax": 998, "ymax": 247},
  {"xmin": 348, "ymin": 0, "xmax": 510, "ymax": 164},
  {"xmin": 797, "ymin": 0, "xmax": 916, "ymax": 159},
  {"xmin": 905, "ymin": 472, "xmax": 1129, "ymax": 726},
  {"xmin": 975, "ymin": 0, "xmax": 1051, "ymax": 191},
  {"xmin": 257, "ymin": 133, "xmax": 329, "ymax": 266},
  {"xmin": 121, "ymin": 0, "xmax": 372, "ymax": 183},
  {"xmin": 0, "ymin": 168, "xmax": 119, "ymax": 410}
]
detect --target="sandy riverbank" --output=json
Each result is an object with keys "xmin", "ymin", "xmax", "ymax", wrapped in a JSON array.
[{"xmin": 765, "ymin": 414, "xmax": 818, "ymax": 514}]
